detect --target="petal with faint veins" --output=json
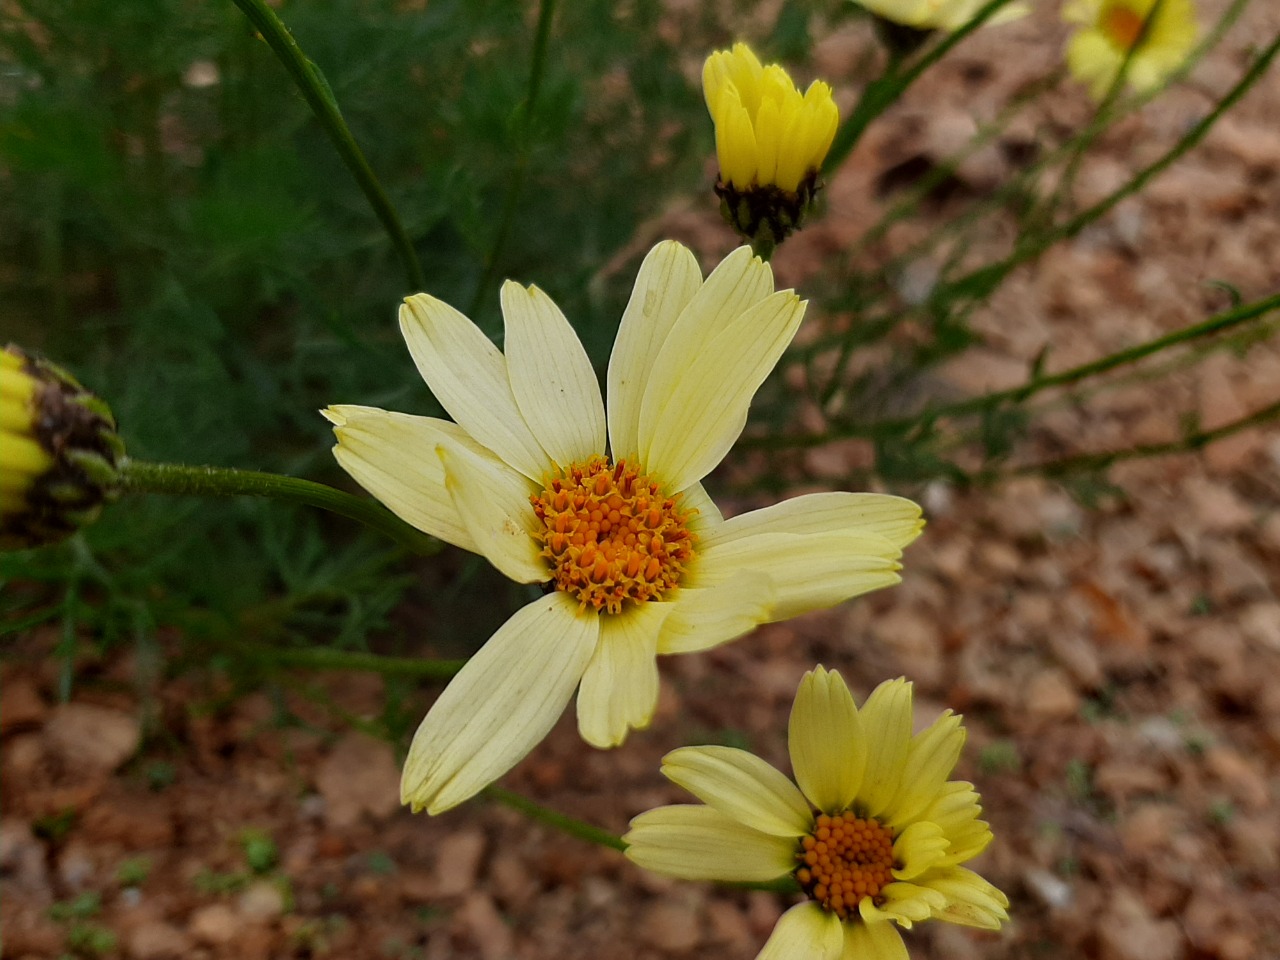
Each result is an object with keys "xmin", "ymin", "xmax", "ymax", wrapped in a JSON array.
[
  {"xmin": 642, "ymin": 289, "xmax": 805, "ymax": 491},
  {"xmin": 655, "ymin": 572, "xmax": 774, "ymax": 655},
  {"xmin": 662, "ymin": 745, "xmax": 812, "ymax": 837},
  {"xmin": 399, "ymin": 294, "xmax": 550, "ymax": 479},
  {"xmin": 694, "ymin": 530, "xmax": 902, "ymax": 621},
  {"xmin": 788, "ymin": 666, "xmax": 865, "ymax": 814},
  {"xmin": 757, "ymin": 902, "xmax": 844, "ymax": 960},
  {"xmin": 439, "ymin": 442, "xmax": 546, "ymax": 584},
  {"xmin": 325, "ymin": 405, "xmax": 483, "ymax": 552},
  {"xmin": 607, "ymin": 242, "xmax": 703, "ymax": 463},
  {"xmin": 400, "ymin": 592, "xmax": 598, "ymax": 814},
  {"xmin": 856, "ymin": 678, "xmax": 914, "ymax": 818},
  {"xmin": 623, "ymin": 805, "xmax": 797, "ymax": 882},
  {"xmin": 501, "ymin": 281, "xmax": 606, "ymax": 468},
  {"xmin": 576, "ymin": 601, "xmax": 669, "ymax": 748},
  {"xmin": 840, "ymin": 919, "xmax": 908, "ymax": 960},
  {"xmin": 702, "ymin": 492, "xmax": 924, "ymax": 552}
]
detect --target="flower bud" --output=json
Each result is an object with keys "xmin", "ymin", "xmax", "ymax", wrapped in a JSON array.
[
  {"xmin": 1, "ymin": 345, "xmax": 125, "ymax": 549},
  {"xmin": 703, "ymin": 44, "xmax": 839, "ymax": 256}
]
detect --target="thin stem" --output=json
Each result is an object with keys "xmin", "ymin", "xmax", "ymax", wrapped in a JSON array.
[
  {"xmin": 486, "ymin": 787, "xmax": 627, "ymax": 852},
  {"xmin": 240, "ymin": 644, "xmax": 465, "ymax": 679},
  {"xmin": 744, "ymin": 292, "xmax": 1280, "ymax": 450},
  {"xmin": 931, "ymin": 30, "xmax": 1280, "ymax": 308},
  {"xmin": 119, "ymin": 460, "xmax": 439, "ymax": 556},
  {"xmin": 467, "ymin": 0, "xmax": 558, "ymax": 317},
  {"xmin": 796, "ymin": 19, "xmax": 1276, "ymax": 368},
  {"xmin": 229, "ymin": 0, "xmax": 425, "ymax": 291},
  {"xmin": 986, "ymin": 396, "xmax": 1280, "ymax": 482}
]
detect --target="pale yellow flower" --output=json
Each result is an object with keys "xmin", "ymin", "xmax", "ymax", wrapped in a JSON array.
[
  {"xmin": 851, "ymin": 0, "xmax": 1028, "ymax": 32},
  {"xmin": 1, "ymin": 345, "xmax": 123, "ymax": 550},
  {"xmin": 625, "ymin": 667, "xmax": 1008, "ymax": 960},
  {"xmin": 1065, "ymin": 0, "xmax": 1197, "ymax": 98},
  {"xmin": 325, "ymin": 243, "xmax": 923, "ymax": 814},
  {"xmin": 703, "ymin": 44, "xmax": 839, "ymax": 196}
]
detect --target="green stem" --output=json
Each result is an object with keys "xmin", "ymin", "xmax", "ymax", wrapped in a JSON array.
[
  {"xmin": 821, "ymin": 0, "xmax": 1018, "ymax": 177},
  {"xmin": 744, "ymin": 293, "xmax": 1280, "ymax": 450},
  {"xmin": 119, "ymin": 459, "xmax": 439, "ymax": 556},
  {"xmin": 240, "ymin": 644, "xmax": 465, "ymax": 679},
  {"xmin": 229, "ymin": 0, "xmax": 425, "ymax": 291},
  {"xmin": 486, "ymin": 786, "xmax": 627, "ymax": 852},
  {"xmin": 467, "ymin": 0, "xmax": 557, "ymax": 317},
  {"xmin": 986, "ymin": 396, "xmax": 1280, "ymax": 482},
  {"xmin": 932, "ymin": 30, "xmax": 1280, "ymax": 309}
]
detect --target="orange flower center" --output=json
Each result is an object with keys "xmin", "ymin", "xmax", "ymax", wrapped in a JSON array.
[
  {"xmin": 795, "ymin": 811, "xmax": 897, "ymax": 920},
  {"xmin": 1100, "ymin": 4, "xmax": 1147, "ymax": 50},
  {"xmin": 530, "ymin": 456, "xmax": 695, "ymax": 614}
]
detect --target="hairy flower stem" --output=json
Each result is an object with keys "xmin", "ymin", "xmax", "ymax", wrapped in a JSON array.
[
  {"xmin": 229, "ymin": 0, "xmax": 425, "ymax": 291},
  {"xmin": 119, "ymin": 460, "xmax": 439, "ymax": 556}
]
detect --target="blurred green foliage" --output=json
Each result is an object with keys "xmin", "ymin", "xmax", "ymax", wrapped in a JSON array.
[
  {"xmin": 0, "ymin": 0, "xmax": 736, "ymax": 660},
  {"xmin": 1, "ymin": 0, "xmax": 1276, "ymax": 686}
]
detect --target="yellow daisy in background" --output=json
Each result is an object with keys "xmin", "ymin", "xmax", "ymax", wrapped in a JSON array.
[
  {"xmin": 703, "ymin": 45, "xmax": 839, "ymax": 255},
  {"xmin": 1064, "ymin": 0, "xmax": 1198, "ymax": 98},
  {"xmin": 625, "ymin": 667, "xmax": 1008, "ymax": 960},
  {"xmin": 326, "ymin": 242, "xmax": 923, "ymax": 815},
  {"xmin": 850, "ymin": 0, "xmax": 1028, "ymax": 33}
]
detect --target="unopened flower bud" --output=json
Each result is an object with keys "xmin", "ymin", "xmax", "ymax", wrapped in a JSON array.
[
  {"xmin": 703, "ymin": 44, "xmax": 839, "ymax": 257},
  {"xmin": 1, "ymin": 345, "xmax": 125, "ymax": 549}
]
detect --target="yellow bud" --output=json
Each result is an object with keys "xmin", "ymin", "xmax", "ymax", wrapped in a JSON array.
[{"xmin": 1, "ymin": 345, "xmax": 125, "ymax": 550}]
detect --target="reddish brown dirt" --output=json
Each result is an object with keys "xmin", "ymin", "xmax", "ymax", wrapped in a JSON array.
[{"xmin": 4, "ymin": 2, "xmax": 1280, "ymax": 958}]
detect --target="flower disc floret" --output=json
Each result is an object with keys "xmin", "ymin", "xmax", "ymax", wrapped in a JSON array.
[
  {"xmin": 531, "ymin": 455, "xmax": 695, "ymax": 613},
  {"xmin": 797, "ymin": 811, "xmax": 897, "ymax": 919}
]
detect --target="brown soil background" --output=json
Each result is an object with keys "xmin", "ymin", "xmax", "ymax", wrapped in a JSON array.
[{"xmin": 4, "ymin": 2, "xmax": 1280, "ymax": 958}]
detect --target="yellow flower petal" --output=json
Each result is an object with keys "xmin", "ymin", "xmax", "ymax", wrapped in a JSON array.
[
  {"xmin": 700, "ymin": 491, "xmax": 924, "ymax": 552},
  {"xmin": 924, "ymin": 865, "xmax": 1010, "ymax": 929},
  {"xmin": 654, "ymin": 572, "xmax": 775, "ymax": 655},
  {"xmin": 892, "ymin": 821, "xmax": 949, "ymax": 880},
  {"xmin": 325, "ymin": 405, "xmax": 481, "ymax": 551},
  {"xmin": 695, "ymin": 530, "xmax": 902, "ymax": 621},
  {"xmin": 576, "ymin": 600, "xmax": 668, "ymax": 748},
  {"xmin": 859, "ymin": 880, "xmax": 946, "ymax": 928},
  {"xmin": 840, "ymin": 919, "xmax": 908, "ymax": 960},
  {"xmin": 757, "ymin": 902, "xmax": 844, "ymax": 960},
  {"xmin": 636, "ymin": 245, "xmax": 773, "ymax": 483},
  {"xmin": 500, "ymin": 280, "xmax": 606, "ymax": 468},
  {"xmin": 437, "ymin": 441, "xmax": 546, "ymax": 583},
  {"xmin": 855, "ymin": 678, "xmax": 914, "ymax": 818},
  {"xmin": 401, "ymin": 592, "xmax": 598, "ymax": 814},
  {"xmin": 788, "ymin": 666, "xmax": 865, "ymax": 814},
  {"xmin": 643, "ymin": 288, "xmax": 805, "ymax": 490},
  {"xmin": 920, "ymin": 781, "xmax": 993, "ymax": 865},
  {"xmin": 662, "ymin": 745, "xmax": 813, "ymax": 837},
  {"xmin": 399, "ymin": 293, "xmax": 550, "ymax": 481},
  {"xmin": 0, "ymin": 430, "xmax": 51, "ymax": 484},
  {"xmin": 606, "ymin": 241, "xmax": 703, "ymax": 464},
  {"xmin": 624, "ymin": 804, "xmax": 797, "ymax": 882},
  {"xmin": 886, "ymin": 710, "xmax": 965, "ymax": 827}
]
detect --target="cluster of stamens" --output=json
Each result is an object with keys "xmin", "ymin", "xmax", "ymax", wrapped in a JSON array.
[
  {"xmin": 530, "ymin": 456, "xmax": 695, "ymax": 614},
  {"xmin": 795, "ymin": 811, "xmax": 897, "ymax": 920}
]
